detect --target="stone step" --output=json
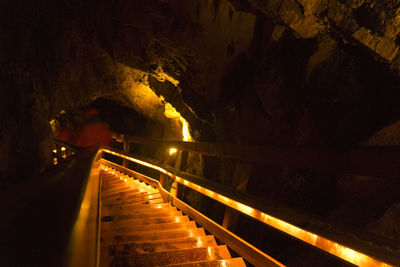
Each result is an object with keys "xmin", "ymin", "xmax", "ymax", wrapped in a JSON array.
[
  {"xmin": 101, "ymin": 215, "xmax": 190, "ymax": 228},
  {"xmin": 102, "ymin": 191, "xmax": 160, "ymax": 201},
  {"xmin": 102, "ymin": 220, "xmax": 196, "ymax": 234},
  {"xmin": 102, "ymin": 190, "xmax": 147, "ymax": 200},
  {"xmin": 102, "ymin": 206, "xmax": 178, "ymax": 217},
  {"xmin": 102, "ymin": 189, "xmax": 142, "ymax": 199},
  {"xmin": 108, "ymin": 235, "xmax": 218, "ymax": 255},
  {"xmin": 102, "ymin": 186, "xmax": 156, "ymax": 196},
  {"xmin": 102, "ymin": 193, "xmax": 162, "ymax": 206},
  {"xmin": 103, "ymin": 177, "xmax": 141, "ymax": 185},
  {"xmin": 101, "ymin": 184, "xmax": 136, "ymax": 193},
  {"xmin": 102, "ymin": 177, "xmax": 139, "ymax": 185},
  {"xmin": 110, "ymin": 245, "xmax": 231, "ymax": 267},
  {"xmin": 102, "ymin": 176, "xmax": 125, "ymax": 182},
  {"xmin": 102, "ymin": 221, "xmax": 198, "ymax": 238},
  {"xmin": 102, "ymin": 182, "xmax": 129, "ymax": 189},
  {"xmin": 101, "ymin": 210, "xmax": 183, "ymax": 222},
  {"xmin": 102, "ymin": 196, "xmax": 164, "ymax": 207},
  {"xmin": 103, "ymin": 228, "xmax": 206, "ymax": 244},
  {"xmin": 163, "ymin": 257, "xmax": 246, "ymax": 267},
  {"xmin": 101, "ymin": 172, "xmax": 115, "ymax": 177},
  {"xmin": 102, "ymin": 173, "xmax": 121, "ymax": 180},
  {"xmin": 102, "ymin": 188, "xmax": 142, "ymax": 196},
  {"xmin": 102, "ymin": 182, "xmax": 158, "ymax": 194},
  {"xmin": 102, "ymin": 202, "xmax": 171, "ymax": 214},
  {"xmin": 102, "ymin": 175, "xmax": 131, "ymax": 183}
]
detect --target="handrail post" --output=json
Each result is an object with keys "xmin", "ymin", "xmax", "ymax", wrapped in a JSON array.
[
  {"xmin": 180, "ymin": 151, "xmax": 188, "ymax": 172},
  {"xmin": 160, "ymin": 173, "xmax": 167, "ymax": 189},
  {"xmin": 170, "ymin": 151, "xmax": 183, "ymax": 198},
  {"xmin": 122, "ymin": 136, "xmax": 130, "ymax": 167},
  {"xmin": 222, "ymin": 161, "xmax": 252, "ymax": 231}
]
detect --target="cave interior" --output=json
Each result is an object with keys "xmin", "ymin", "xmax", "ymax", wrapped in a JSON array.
[{"xmin": 1, "ymin": 0, "xmax": 400, "ymax": 266}]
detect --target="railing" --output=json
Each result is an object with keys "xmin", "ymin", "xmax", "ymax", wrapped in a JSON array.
[
  {"xmin": 101, "ymin": 156, "xmax": 283, "ymax": 267},
  {"xmin": 122, "ymin": 136, "xmax": 400, "ymax": 177},
  {"xmin": 65, "ymin": 150, "xmax": 102, "ymax": 267},
  {"xmin": 9, "ymin": 141, "xmax": 102, "ymax": 266},
  {"xmin": 61, "ymin": 135, "xmax": 400, "ymax": 266},
  {"xmin": 107, "ymin": 135, "xmax": 400, "ymax": 267}
]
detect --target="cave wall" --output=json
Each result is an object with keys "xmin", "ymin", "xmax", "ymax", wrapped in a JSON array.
[{"xmin": 0, "ymin": 0, "xmax": 258, "ymax": 179}]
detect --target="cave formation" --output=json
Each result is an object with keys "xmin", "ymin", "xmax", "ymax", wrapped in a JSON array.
[{"xmin": 1, "ymin": 0, "xmax": 400, "ymax": 266}]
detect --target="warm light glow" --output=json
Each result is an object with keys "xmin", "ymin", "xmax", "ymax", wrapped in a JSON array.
[
  {"xmin": 100, "ymin": 149, "xmax": 393, "ymax": 267},
  {"xmin": 169, "ymin": 148, "xmax": 177, "ymax": 155},
  {"xmin": 164, "ymin": 102, "xmax": 181, "ymax": 119},
  {"xmin": 236, "ymin": 203, "xmax": 254, "ymax": 216},
  {"xmin": 53, "ymin": 149, "xmax": 57, "ymax": 153},
  {"xmin": 207, "ymin": 247, "xmax": 213, "ymax": 257},
  {"xmin": 61, "ymin": 147, "xmax": 66, "ymax": 151},
  {"xmin": 181, "ymin": 118, "xmax": 192, "ymax": 141},
  {"xmin": 162, "ymin": 99, "xmax": 192, "ymax": 141}
]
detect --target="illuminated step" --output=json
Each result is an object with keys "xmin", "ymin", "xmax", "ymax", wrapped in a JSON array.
[
  {"xmin": 108, "ymin": 235, "xmax": 218, "ymax": 255},
  {"xmin": 101, "ymin": 188, "xmax": 144, "ymax": 197},
  {"xmin": 103, "ymin": 198, "xmax": 164, "ymax": 207},
  {"xmin": 102, "ymin": 220, "xmax": 197, "ymax": 234},
  {"xmin": 101, "ymin": 186, "xmax": 152, "ymax": 196},
  {"xmin": 102, "ymin": 194, "xmax": 163, "ymax": 207},
  {"xmin": 102, "ymin": 177, "xmax": 142, "ymax": 185},
  {"xmin": 102, "ymin": 195, "xmax": 162, "ymax": 206},
  {"xmin": 102, "ymin": 183, "xmax": 158, "ymax": 195},
  {"xmin": 101, "ymin": 192, "xmax": 151, "ymax": 204},
  {"xmin": 102, "ymin": 202, "xmax": 171, "ymax": 214},
  {"xmin": 101, "ymin": 210, "xmax": 183, "ymax": 222},
  {"xmin": 101, "ymin": 184, "xmax": 136, "ymax": 192},
  {"xmin": 102, "ymin": 177, "xmax": 125, "ymax": 184},
  {"xmin": 100, "ymin": 215, "xmax": 190, "ymax": 227},
  {"xmin": 164, "ymin": 257, "xmax": 246, "ymax": 267},
  {"xmin": 102, "ymin": 178, "xmax": 140, "ymax": 186},
  {"xmin": 110, "ymin": 245, "xmax": 231, "ymax": 267},
  {"xmin": 104, "ymin": 228, "xmax": 206, "ymax": 244},
  {"xmin": 101, "ymin": 189, "xmax": 142, "ymax": 199},
  {"xmin": 101, "ymin": 206, "xmax": 178, "ymax": 217},
  {"xmin": 101, "ymin": 178, "xmax": 121, "ymax": 183},
  {"xmin": 102, "ymin": 221, "xmax": 198, "ymax": 237},
  {"xmin": 101, "ymin": 183, "xmax": 131, "ymax": 190},
  {"xmin": 102, "ymin": 191, "xmax": 161, "ymax": 202},
  {"xmin": 102, "ymin": 191, "xmax": 149, "ymax": 201}
]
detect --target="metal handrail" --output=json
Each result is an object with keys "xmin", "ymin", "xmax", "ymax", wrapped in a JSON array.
[
  {"xmin": 65, "ymin": 150, "xmax": 102, "ymax": 267},
  {"xmin": 100, "ymin": 147, "xmax": 400, "ymax": 267},
  {"xmin": 122, "ymin": 135, "xmax": 400, "ymax": 177},
  {"xmin": 101, "ymin": 158, "xmax": 284, "ymax": 267}
]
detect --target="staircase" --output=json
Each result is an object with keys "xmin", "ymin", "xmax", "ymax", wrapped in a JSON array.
[{"xmin": 100, "ymin": 168, "xmax": 246, "ymax": 267}]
